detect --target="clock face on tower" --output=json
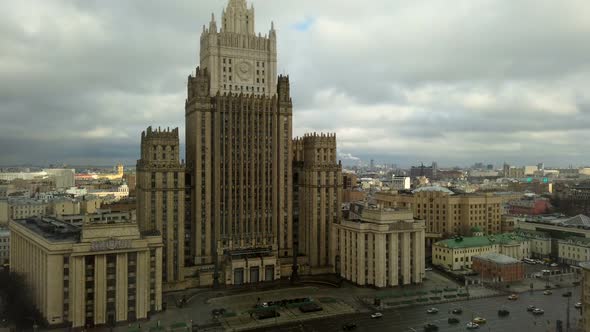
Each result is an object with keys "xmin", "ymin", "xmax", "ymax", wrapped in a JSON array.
[{"xmin": 236, "ymin": 60, "xmax": 252, "ymax": 82}]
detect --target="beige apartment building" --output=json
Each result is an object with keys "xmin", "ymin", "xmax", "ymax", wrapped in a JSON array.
[
  {"xmin": 375, "ymin": 189, "xmax": 503, "ymax": 247},
  {"xmin": 184, "ymin": 0, "xmax": 290, "ymax": 286},
  {"xmin": 334, "ymin": 203, "xmax": 425, "ymax": 287},
  {"xmin": 10, "ymin": 217, "xmax": 163, "ymax": 328},
  {"xmin": 136, "ymin": 127, "xmax": 186, "ymax": 291},
  {"xmin": 293, "ymin": 134, "xmax": 343, "ymax": 274}
]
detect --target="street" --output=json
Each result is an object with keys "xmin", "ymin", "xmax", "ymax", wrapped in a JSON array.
[{"xmin": 250, "ymin": 286, "xmax": 582, "ymax": 332}]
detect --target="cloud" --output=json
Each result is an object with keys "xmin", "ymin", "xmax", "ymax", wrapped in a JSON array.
[{"xmin": 1, "ymin": 0, "xmax": 590, "ymax": 167}]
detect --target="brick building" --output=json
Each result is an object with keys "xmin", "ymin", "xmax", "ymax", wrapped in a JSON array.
[{"xmin": 472, "ymin": 252, "xmax": 524, "ymax": 282}]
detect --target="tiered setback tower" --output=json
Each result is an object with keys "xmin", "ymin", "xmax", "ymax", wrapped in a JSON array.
[
  {"xmin": 200, "ymin": 0, "xmax": 277, "ymax": 97},
  {"xmin": 293, "ymin": 133, "xmax": 343, "ymax": 273},
  {"xmin": 136, "ymin": 126, "xmax": 186, "ymax": 290},
  {"xmin": 185, "ymin": 68, "xmax": 292, "ymax": 285}
]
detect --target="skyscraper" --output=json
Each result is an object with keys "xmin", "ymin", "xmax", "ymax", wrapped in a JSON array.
[
  {"xmin": 185, "ymin": 0, "xmax": 292, "ymax": 286},
  {"xmin": 293, "ymin": 134, "xmax": 343, "ymax": 274},
  {"xmin": 136, "ymin": 127, "xmax": 186, "ymax": 290}
]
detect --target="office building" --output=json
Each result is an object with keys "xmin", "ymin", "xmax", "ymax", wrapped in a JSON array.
[
  {"xmin": 184, "ymin": 0, "xmax": 289, "ymax": 286},
  {"xmin": 293, "ymin": 133, "xmax": 342, "ymax": 273},
  {"xmin": 136, "ymin": 127, "xmax": 186, "ymax": 290},
  {"xmin": 374, "ymin": 189, "xmax": 503, "ymax": 249},
  {"xmin": 334, "ymin": 203, "xmax": 425, "ymax": 287},
  {"xmin": 581, "ymin": 262, "xmax": 590, "ymax": 332},
  {"xmin": 10, "ymin": 217, "xmax": 163, "ymax": 328},
  {"xmin": 0, "ymin": 227, "xmax": 9, "ymax": 265}
]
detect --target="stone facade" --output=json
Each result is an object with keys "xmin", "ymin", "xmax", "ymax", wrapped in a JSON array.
[
  {"xmin": 334, "ymin": 203, "xmax": 425, "ymax": 287},
  {"xmin": 581, "ymin": 262, "xmax": 590, "ymax": 332},
  {"xmin": 200, "ymin": 0, "xmax": 277, "ymax": 97},
  {"xmin": 9, "ymin": 217, "xmax": 162, "ymax": 328},
  {"xmin": 293, "ymin": 134, "xmax": 343, "ymax": 273},
  {"xmin": 136, "ymin": 127, "xmax": 186, "ymax": 290},
  {"xmin": 185, "ymin": 0, "xmax": 291, "ymax": 286},
  {"xmin": 471, "ymin": 253, "xmax": 524, "ymax": 282}
]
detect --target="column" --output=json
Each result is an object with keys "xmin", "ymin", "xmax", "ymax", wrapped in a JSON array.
[
  {"xmin": 116, "ymin": 253, "xmax": 128, "ymax": 322},
  {"xmin": 135, "ymin": 251, "xmax": 149, "ymax": 320},
  {"xmin": 70, "ymin": 256, "xmax": 85, "ymax": 328},
  {"xmin": 94, "ymin": 255, "xmax": 106, "ymax": 325}
]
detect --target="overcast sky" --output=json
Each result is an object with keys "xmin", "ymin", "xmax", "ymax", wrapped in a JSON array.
[{"xmin": 1, "ymin": 0, "xmax": 590, "ymax": 168}]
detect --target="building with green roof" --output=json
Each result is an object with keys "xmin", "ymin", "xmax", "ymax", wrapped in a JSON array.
[{"xmin": 432, "ymin": 233, "xmax": 531, "ymax": 271}]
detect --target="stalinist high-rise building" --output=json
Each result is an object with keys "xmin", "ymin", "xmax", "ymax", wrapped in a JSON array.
[{"xmin": 185, "ymin": 0, "xmax": 292, "ymax": 286}]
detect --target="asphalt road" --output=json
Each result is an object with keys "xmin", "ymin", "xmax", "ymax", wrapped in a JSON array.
[{"xmin": 250, "ymin": 286, "xmax": 582, "ymax": 332}]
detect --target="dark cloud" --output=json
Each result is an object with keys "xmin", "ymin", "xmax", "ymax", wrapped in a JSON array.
[{"xmin": 1, "ymin": 0, "xmax": 590, "ymax": 167}]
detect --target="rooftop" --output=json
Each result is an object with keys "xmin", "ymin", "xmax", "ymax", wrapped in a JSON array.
[
  {"xmin": 435, "ymin": 233, "xmax": 528, "ymax": 249},
  {"xmin": 412, "ymin": 186, "xmax": 454, "ymax": 194},
  {"xmin": 14, "ymin": 217, "xmax": 80, "ymax": 242},
  {"xmin": 473, "ymin": 252, "xmax": 521, "ymax": 265}
]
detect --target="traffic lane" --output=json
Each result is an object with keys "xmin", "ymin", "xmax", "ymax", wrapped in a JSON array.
[
  {"xmin": 303, "ymin": 287, "xmax": 581, "ymax": 332},
  {"xmin": 249, "ymin": 287, "xmax": 582, "ymax": 332}
]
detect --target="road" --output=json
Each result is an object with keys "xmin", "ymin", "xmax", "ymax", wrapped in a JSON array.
[{"xmin": 249, "ymin": 286, "xmax": 582, "ymax": 332}]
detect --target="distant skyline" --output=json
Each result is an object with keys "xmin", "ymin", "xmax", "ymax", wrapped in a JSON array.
[{"xmin": 1, "ymin": 0, "xmax": 590, "ymax": 167}]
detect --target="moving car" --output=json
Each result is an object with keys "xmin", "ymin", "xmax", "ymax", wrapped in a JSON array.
[
  {"xmin": 527, "ymin": 305, "xmax": 536, "ymax": 312},
  {"xmin": 423, "ymin": 323, "xmax": 438, "ymax": 332},
  {"xmin": 466, "ymin": 322, "xmax": 479, "ymax": 329},
  {"xmin": 448, "ymin": 317, "xmax": 460, "ymax": 324},
  {"xmin": 342, "ymin": 323, "xmax": 357, "ymax": 330},
  {"xmin": 508, "ymin": 294, "xmax": 518, "ymax": 300},
  {"xmin": 498, "ymin": 309, "xmax": 510, "ymax": 317},
  {"xmin": 452, "ymin": 308, "xmax": 463, "ymax": 314},
  {"xmin": 370, "ymin": 312, "xmax": 383, "ymax": 319},
  {"xmin": 563, "ymin": 291, "xmax": 573, "ymax": 297},
  {"xmin": 543, "ymin": 290, "xmax": 552, "ymax": 295},
  {"xmin": 425, "ymin": 267, "xmax": 433, "ymax": 271},
  {"xmin": 575, "ymin": 302, "xmax": 582, "ymax": 309},
  {"xmin": 551, "ymin": 263, "xmax": 558, "ymax": 267},
  {"xmin": 533, "ymin": 308, "xmax": 545, "ymax": 315},
  {"xmin": 426, "ymin": 308, "xmax": 439, "ymax": 314},
  {"xmin": 472, "ymin": 317, "xmax": 486, "ymax": 324}
]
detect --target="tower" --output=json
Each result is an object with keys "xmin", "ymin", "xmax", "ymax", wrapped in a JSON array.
[
  {"xmin": 136, "ymin": 126, "xmax": 186, "ymax": 289},
  {"xmin": 293, "ymin": 133, "xmax": 343, "ymax": 273},
  {"xmin": 199, "ymin": 0, "xmax": 277, "ymax": 97},
  {"xmin": 116, "ymin": 163, "xmax": 124, "ymax": 177},
  {"xmin": 185, "ymin": 0, "xmax": 291, "ymax": 286}
]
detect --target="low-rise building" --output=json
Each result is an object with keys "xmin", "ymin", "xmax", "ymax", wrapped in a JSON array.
[
  {"xmin": 0, "ymin": 227, "xmax": 9, "ymax": 264},
  {"xmin": 472, "ymin": 253, "xmax": 524, "ymax": 282},
  {"xmin": 557, "ymin": 237, "xmax": 590, "ymax": 265},
  {"xmin": 514, "ymin": 229, "xmax": 552, "ymax": 259},
  {"xmin": 343, "ymin": 189, "xmax": 366, "ymax": 203},
  {"xmin": 432, "ymin": 233, "xmax": 530, "ymax": 271},
  {"xmin": 580, "ymin": 262, "xmax": 590, "ymax": 332},
  {"xmin": 10, "ymin": 216, "xmax": 163, "ymax": 328},
  {"xmin": 507, "ymin": 197, "xmax": 552, "ymax": 215},
  {"xmin": 390, "ymin": 176, "xmax": 411, "ymax": 190},
  {"xmin": 334, "ymin": 203, "xmax": 425, "ymax": 287}
]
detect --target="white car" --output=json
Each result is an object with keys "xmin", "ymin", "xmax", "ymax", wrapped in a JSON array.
[
  {"xmin": 532, "ymin": 308, "xmax": 544, "ymax": 315},
  {"xmin": 425, "ymin": 267, "xmax": 433, "ymax": 271},
  {"xmin": 575, "ymin": 302, "xmax": 582, "ymax": 309},
  {"xmin": 426, "ymin": 307, "xmax": 439, "ymax": 314},
  {"xmin": 550, "ymin": 263, "xmax": 558, "ymax": 267},
  {"xmin": 466, "ymin": 322, "xmax": 479, "ymax": 329},
  {"xmin": 371, "ymin": 312, "xmax": 383, "ymax": 319}
]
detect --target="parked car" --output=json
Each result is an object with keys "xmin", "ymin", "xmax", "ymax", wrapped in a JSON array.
[
  {"xmin": 563, "ymin": 291, "xmax": 573, "ymax": 298},
  {"xmin": 498, "ymin": 309, "xmax": 510, "ymax": 317},
  {"xmin": 551, "ymin": 263, "xmax": 558, "ymax": 267},
  {"xmin": 472, "ymin": 317, "xmax": 486, "ymax": 324},
  {"xmin": 527, "ymin": 305, "xmax": 536, "ymax": 312},
  {"xmin": 448, "ymin": 317, "xmax": 460, "ymax": 324},
  {"xmin": 452, "ymin": 308, "xmax": 463, "ymax": 314},
  {"xmin": 425, "ymin": 267, "xmax": 433, "ymax": 271},
  {"xmin": 543, "ymin": 290, "xmax": 552, "ymax": 295},
  {"xmin": 423, "ymin": 323, "xmax": 439, "ymax": 332},
  {"xmin": 575, "ymin": 302, "xmax": 583, "ymax": 309},
  {"xmin": 427, "ymin": 308, "xmax": 439, "ymax": 314},
  {"xmin": 370, "ymin": 312, "xmax": 383, "ymax": 319},
  {"xmin": 466, "ymin": 322, "xmax": 479, "ymax": 329},
  {"xmin": 533, "ymin": 308, "xmax": 545, "ymax": 315},
  {"xmin": 342, "ymin": 323, "xmax": 357, "ymax": 330},
  {"xmin": 508, "ymin": 294, "xmax": 518, "ymax": 300}
]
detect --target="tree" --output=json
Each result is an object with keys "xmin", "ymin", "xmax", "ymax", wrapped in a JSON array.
[{"xmin": 0, "ymin": 270, "xmax": 44, "ymax": 329}]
